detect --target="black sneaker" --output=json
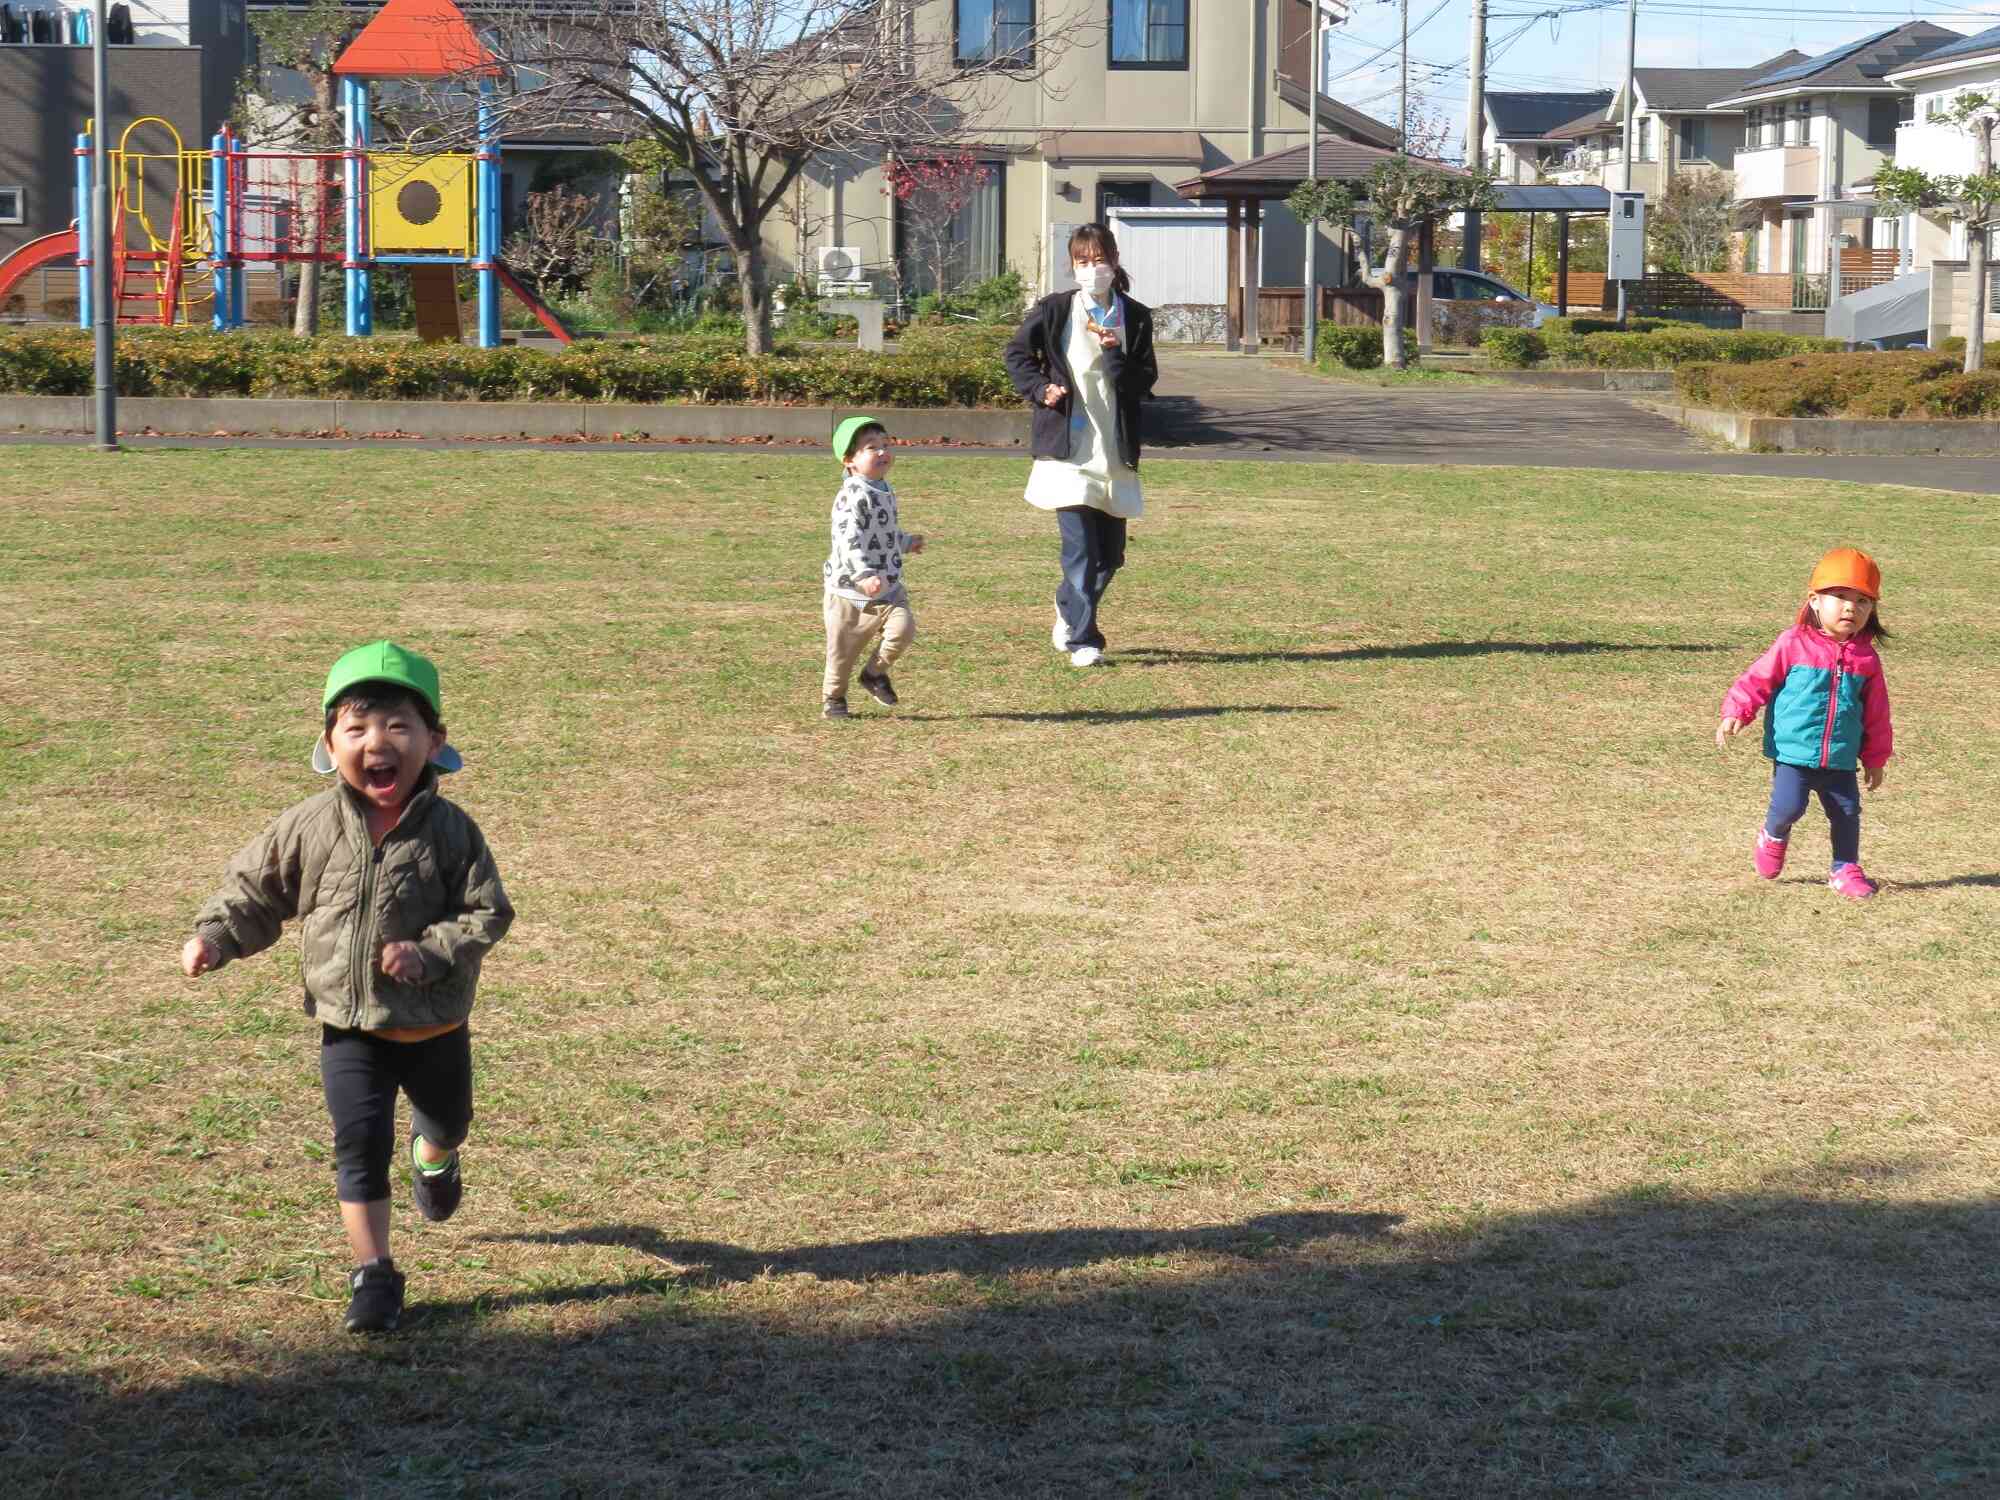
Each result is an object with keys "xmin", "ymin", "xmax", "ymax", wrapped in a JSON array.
[
  {"xmin": 857, "ymin": 667, "xmax": 898, "ymax": 706},
  {"xmin": 344, "ymin": 1258, "xmax": 405, "ymax": 1334},
  {"xmin": 823, "ymin": 696, "xmax": 850, "ymax": 720},
  {"xmin": 410, "ymin": 1134, "xmax": 462, "ymax": 1223}
]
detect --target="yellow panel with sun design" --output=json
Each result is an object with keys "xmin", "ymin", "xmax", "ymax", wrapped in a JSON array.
[{"xmin": 368, "ymin": 153, "xmax": 476, "ymax": 255}]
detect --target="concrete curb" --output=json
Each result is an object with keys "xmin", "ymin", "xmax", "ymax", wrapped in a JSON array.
[
  {"xmin": 1480, "ymin": 369, "xmax": 1676, "ymax": 392},
  {"xmin": 1646, "ymin": 400, "xmax": 2000, "ymax": 456},
  {"xmin": 0, "ymin": 395, "xmax": 1028, "ymax": 447}
]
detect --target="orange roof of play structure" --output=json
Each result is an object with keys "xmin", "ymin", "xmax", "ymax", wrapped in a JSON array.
[{"xmin": 332, "ymin": 0, "xmax": 500, "ymax": 79}]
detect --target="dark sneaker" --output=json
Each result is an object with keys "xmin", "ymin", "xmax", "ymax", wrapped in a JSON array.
[
  {"xmin": 344, "ymin": 1258, "xmax": 405, "ymax": 1334},
  {"xmin": 823, "ymin": 696, "xmax": 850, "ymax": 720},
  {"xmin": 410, "ymin": 1134, "xmax": 462, "ymax": 1223},
  {"xmin": 857, "ymin": 666, "xmax": 898, "ymax": 706}
]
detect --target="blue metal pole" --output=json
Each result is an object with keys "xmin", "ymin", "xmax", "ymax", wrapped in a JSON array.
[
  {"xmin": 343, "ymin": 76, "xmax": 373, "ymax": 336},
  {"xmin": 75, "ymin": 132, "xmax": 93, "ymax": 329},
  {"xmin": 477, "ymin": 79, "xmax": 499, "ymax": 348},
  {"xmin": 210, "ymin": 131, "xmax": 229, "ymax": 330}
]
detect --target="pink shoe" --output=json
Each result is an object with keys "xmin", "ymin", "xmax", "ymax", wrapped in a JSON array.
[
  {"xmin": 1754, "ymin": 830, "xmax": 1788, "ymax": 880},
  {"xmin": 1828, "ymin": 863, "xmax": 1877, "ymax": 900}
]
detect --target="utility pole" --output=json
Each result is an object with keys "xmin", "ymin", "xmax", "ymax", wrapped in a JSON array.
[
  {"xmin": 91, "ymin": 0, "xmax": 116, "ymax": 451},
  {"xmin": 1306, "ymin": 2, "xmax": 1320, "ymax": 365},
  {"xmin": 1399, "ymin": 0, "xmax": 1409, "ymax": 151},
  {"xmin": 1617, "ymin": 0, "xmax": 1636, "ymax": 321},
  {"xmin": 1462, "ymin": 0, "xmax": 1486, "ymax": 269}
]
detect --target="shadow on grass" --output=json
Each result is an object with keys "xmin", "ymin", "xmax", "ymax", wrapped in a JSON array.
[
  {"xmin": 10, "ymin": 1173, "xmax": 1999, "ymax": 1495},
  {"xmin": 903, "ymin": 704, "xmax": 1343, "ymax": 725},
  {"xmin": 1888, "ymin": 872, "xmax": 2000, "ymax": 892},
  {"xmin": 1118, "ymin": 640, "xmax": 1729, "ymax": 667}
]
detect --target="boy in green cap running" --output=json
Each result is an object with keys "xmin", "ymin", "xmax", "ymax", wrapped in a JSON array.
[
  {"xmin": 823, "ymin": 415, "xmax": 927, "ymax": 719},
  {"xmin": 180, "ymin": 641, "xmax": 513, "ymax": 1334}
]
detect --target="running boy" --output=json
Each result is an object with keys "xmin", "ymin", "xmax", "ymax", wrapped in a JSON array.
[
  {"xmin": 822, "ymin": 414, "xmax": 926, "ymax": 719},
  {"xmin": 180, "ymin": 641, "xmax": 513, "ymax": 1332}
]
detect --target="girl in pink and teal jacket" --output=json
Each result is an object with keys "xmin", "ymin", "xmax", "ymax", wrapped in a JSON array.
[{"xmin": 1716, "ymin": 548, "xmax": 1893, "ymax": 900}]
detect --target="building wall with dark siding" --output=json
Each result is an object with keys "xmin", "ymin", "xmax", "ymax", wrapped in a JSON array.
[{"xmin": 0, "ymin": 47, "xmax": 211, "ymax": 263}]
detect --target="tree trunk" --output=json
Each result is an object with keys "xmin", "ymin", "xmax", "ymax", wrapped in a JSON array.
[
  {"xmin": 1382, "ymin": 225, "xmax": 1410, "ymax": 369},
  {"xmin": 1970, "ymin": 120, "xmax": 1991, "ymax": 375},
  {"xmin": 293, "ymin": 67, "xmax": 339, "ymax": 338},
  {"xmin": 740, "ymin": 238, "xmax": 772, "ymax": 355}
]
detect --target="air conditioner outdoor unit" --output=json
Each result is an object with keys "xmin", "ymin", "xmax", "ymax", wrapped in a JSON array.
[{"xmin": 816, "ymin": 245, "xmax": 869, "ymax": 294}]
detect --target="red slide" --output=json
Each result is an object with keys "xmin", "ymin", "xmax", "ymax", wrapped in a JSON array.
[
  {"xmin": 0, "ymin": 228, "xmax": 81, "ymax": 310},
  {"xmin": 492, "ymin": 258, "xmax": 574, "ymax": 344}
]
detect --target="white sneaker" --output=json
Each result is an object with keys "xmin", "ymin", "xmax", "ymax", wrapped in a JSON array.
[
  {"xmin": 1052, "ymin": 615, "xmax": 1070, "ymax": 653},
  {"xmin": 1068, "ymin": 646, "xmax": 1103, "ymax": 667}
]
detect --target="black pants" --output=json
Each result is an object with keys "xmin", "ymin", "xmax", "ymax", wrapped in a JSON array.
[
  {"xmin": 1055, "ymin": 505, "xmax": 1127, "ymax": 651},
  {"xmin": 320, "ymin": 1024, "xmax": 474, "ymax": 1203}
]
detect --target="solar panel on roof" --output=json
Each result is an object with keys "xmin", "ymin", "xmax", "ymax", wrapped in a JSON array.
[
  {"xmin": 1745, "ymin": 25, "xmax": 1901, "ymax": 87},
  {"xmin": 1918, "ymin": 24, "xmax": 2000, "ymax": 66}
]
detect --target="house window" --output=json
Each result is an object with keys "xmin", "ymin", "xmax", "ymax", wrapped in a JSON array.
[
  {"xmin": 1866, "ymin": 96, "xmax": 1912, "ymax": 148},
  {"xmin": 1678, "ymin": 116, "xmax": 1702, "ymax": 162},
  {"xmin": 1096, "ymin": 179, "xmax": 1152, "ymax": 224},
  {"xmin": 1110, "ymin": 0, "xmax": 1187, "ymax": 68},
  {"xmin": 0, "ymin": 187, "xmax": 22, "ymax": 225},
  {"xmin": 1789, "ymin": 98, "xmax": 1810, "ymax": 146},
  {"xmin": 956, "ymin": 0, "xmax": 1033, "ymax": 66},
  {"xmin": 897, "ymin": 161, "xmax": 1005, "ymax": 294},
  {"xmin": 1635, "ymin": 116, "xmax": 1652, "ymax": 161},
  {"xmin": 1746, "ymin": 108, "xmax": 1763, "ymax": 146}
]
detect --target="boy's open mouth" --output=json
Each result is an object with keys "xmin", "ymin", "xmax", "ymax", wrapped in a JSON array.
[{"xmin": 363, "ymin": 762, "xmax": 401, "ymax": 793}]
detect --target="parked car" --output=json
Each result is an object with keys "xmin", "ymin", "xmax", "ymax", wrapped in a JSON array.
[{"xmin": 1400, "ymin": 268, "xmax": 1561, "ymax": 327}]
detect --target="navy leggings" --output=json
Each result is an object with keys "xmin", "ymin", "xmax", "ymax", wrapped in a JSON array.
[
  {"xmin": 1765, "ymin": 763, "xmax": 1862, "ymax": 868},
  {"xmin": 320, "ymin": 1024, "xmax": 473, "ymax": 1203}
]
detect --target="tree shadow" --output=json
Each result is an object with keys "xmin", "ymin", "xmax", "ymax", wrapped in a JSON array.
[
  {"xmin": 1119, "ymin": 640, "xmax": 1728, "ymax": 667},
  {"xmin": 1884, "ymin": 872, "xmax": 2000, "ymax": 892},
  {"xmin": 11, "ymin": 1171, "xmax": 2000, "ymax": 1495},
  {"xmin": 901, "ymin": 704, "xmax": 1343, "ymax": 725}
]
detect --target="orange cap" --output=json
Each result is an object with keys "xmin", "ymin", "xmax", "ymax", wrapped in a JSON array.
[{"xmin": 1807, "ymin": 547, "xmax": 1881, "ymax": 600}]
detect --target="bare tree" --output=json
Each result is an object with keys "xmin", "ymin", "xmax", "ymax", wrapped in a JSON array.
[
  {"xmin": 442, "ymin": 1, "xmax": 1091, "ymax": 354},
  {"xmin": 504, "ymin": 185, "xmax": 602, "ymax": 297},
  {"xmin": 1649, "ymin": 168, "xmax": 1735, "ymax": 274},
  {"xmin": 887, "ymin": 150, "xmax": 991, "ymax": 302},
  {"xmin": 238, "ymin": 0, "xmax": 365, "ymax": 335},
  {"xmin": 1363, "ymin": 156, "xmax": 1499, "ymax": 369}
]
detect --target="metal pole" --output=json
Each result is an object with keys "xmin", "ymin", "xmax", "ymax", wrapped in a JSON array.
[
  {"xmin": 1462, "ymin": 0, "xmax": 1485, "ymax": 270},
  {"xmin": 1399, "ymin": 0, "xmax": 1409, "ymax": 151},
  {"xmin": 91, "ymin": 0, "xmax": 116, "ymax": 451},
  {"xmin": 1305, "ymin": 7, "xmax": 1319, "ymax": 365},
  {"xmin": 1617, "ymin": 0, "xmax": 1636, "ymax": 322}
]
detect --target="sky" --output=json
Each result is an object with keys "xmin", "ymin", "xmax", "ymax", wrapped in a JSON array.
[{"xmin": 1318, "ymin": 0, "xmax": 2000, "ymax": 154}]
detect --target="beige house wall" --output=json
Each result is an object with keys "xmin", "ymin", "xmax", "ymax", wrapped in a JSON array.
[{"xmin": 772, "ymin": 0, "xmax": 1367, "ymax": 304}]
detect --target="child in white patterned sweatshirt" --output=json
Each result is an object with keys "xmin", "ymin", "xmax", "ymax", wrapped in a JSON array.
[{"xmin": 822, "ymin": 415, "xmax": 926, "ymax": 719}]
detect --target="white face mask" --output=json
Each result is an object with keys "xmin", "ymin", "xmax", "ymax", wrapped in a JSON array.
[{"xmin": 1074, "ymin": 262, "xmax": 1116, "ymax": 298}]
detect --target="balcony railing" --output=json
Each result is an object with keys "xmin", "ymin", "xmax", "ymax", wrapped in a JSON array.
[
  {"xmin": 1893, "ymin": 120, "xmax": 1979, "ymax": 177},
  {"xmin": 1733, "ymin": 144, "xmax": 1819, "ymax": 201}
]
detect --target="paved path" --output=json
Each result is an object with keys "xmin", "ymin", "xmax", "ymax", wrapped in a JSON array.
[{"xmin": 5, "ymin": 352, "xmax": 1996, "ymax": 493}]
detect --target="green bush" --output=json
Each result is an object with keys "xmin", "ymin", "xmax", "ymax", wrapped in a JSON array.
[
  {"xmin": 1315, "ymin": 324, "xmax": 1406, "ymax": 370},
  {"xmin": 1940, "ymin": 335, "xmax": 1967, "ymax": 357},
  {"xmin": 0, "ymin": 327, "xmax": 1015, "ymax": 407},
  {"xmin": 1536, "ymin": 319, "xmax": 1840, "ymax": 369},
  {"xmin": 1673, "ymin": 351, "xmax": 1997, "ymax": 418},
  {"xmin": 1481, "ymin": 327, "xmax": 1546, "ymax": 367}
]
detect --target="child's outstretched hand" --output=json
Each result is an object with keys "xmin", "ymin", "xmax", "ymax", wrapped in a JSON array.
[
  {"xmin": 1864, "ymin": 765, "xmax": 1886, "ymax": 792},
  {"xmin": 380, "ymin": 941, "xmax": 426, "ymax": 983},
  {"xmin": 859, "ymin": 575, "xmax": 885, "ymax": 599},
  {"xmin": 180, "ymin": 936, "xmax": 217, "ymax": 978},
  {"xmin": 906, "ymin": 535, "xmax": 926, "ymax": 555},
  {"xmin": 1715, "ymin": 716, "xmax": 1747, "ymax": 749}
]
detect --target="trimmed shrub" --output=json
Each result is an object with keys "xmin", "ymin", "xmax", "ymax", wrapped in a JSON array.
[
  {"xmin": 1316, "ymin": 325, "xmax": 1415, "ymax": 371},
  {"xmin": 1481, "ymin": 326, "xmax": 1546, "ymax": 366},
  {"xmin": 1537, "ymin": 320, "xmax": 1840, "ymax": 369},
  {"xmin": 0, "ymin": 327, "xmax": 1015, "ymax": 407},
  {"xmin": 1673, "ymin": 351, "xmax": 1998, "ymax": 418}
]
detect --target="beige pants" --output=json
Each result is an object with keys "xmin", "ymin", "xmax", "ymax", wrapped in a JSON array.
[{"xmin": 823, "ymin": 591, "xmax": 916, "ymax": 701}]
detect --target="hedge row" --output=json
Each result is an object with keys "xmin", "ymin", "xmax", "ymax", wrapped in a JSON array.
[
  {"xmin": 1482, "ymin": 319, "xmax": 1842, "ymax": 369},
  {"xmin": 1673, "ymin": 351, "xmax": 2000, "ymax": 419},
  {"xmin": 0, "ymin": 327, "xmax": 1017, "ymax": 407}
]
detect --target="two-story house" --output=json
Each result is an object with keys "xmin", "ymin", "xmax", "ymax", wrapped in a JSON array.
[
  {"xmin": 1482, "ymin": 91, "xmax": 1613, "ymax": 185},
  {"xmin": 776, "ymin": 0, "xmax": 1399, "ymax": 300},
  {"xmin": 1710, "ymin": 22, "xmax": 1959, "ymax": 276},
  {"xmin": 0, "ymin": 1, "xmax": 248, "ymax": 267},
  {"xmin": 1881, "ymin": 23, "xmax": 2000, "ymax": 271}
]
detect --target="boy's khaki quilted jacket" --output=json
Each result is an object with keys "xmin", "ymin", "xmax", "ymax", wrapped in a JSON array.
[{"xmin": 193, "ymin": 770, "xmax": 513, "ymax": 1032}]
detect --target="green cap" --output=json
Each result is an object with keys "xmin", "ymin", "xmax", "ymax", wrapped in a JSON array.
[
  {"xmin": 832, "ymin": 414, "xmax": 884, "ymax": 461},
  {"xmin": 314, "ymin": 641, "xmax": 462, "ymax": 775},
  {"xmin": 323, "ymin": 640, "xmax": 442, "ymax": 714}
]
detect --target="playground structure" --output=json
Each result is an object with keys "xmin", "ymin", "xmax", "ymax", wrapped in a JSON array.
[{"xmin": 0, "ymin": 0, "xmax": 569, "ymax": 345}]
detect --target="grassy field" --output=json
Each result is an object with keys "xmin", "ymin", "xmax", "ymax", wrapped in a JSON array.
[{"xmin": 2, "ymin": 446, "xmax": 1998, "ymax": 1498}]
